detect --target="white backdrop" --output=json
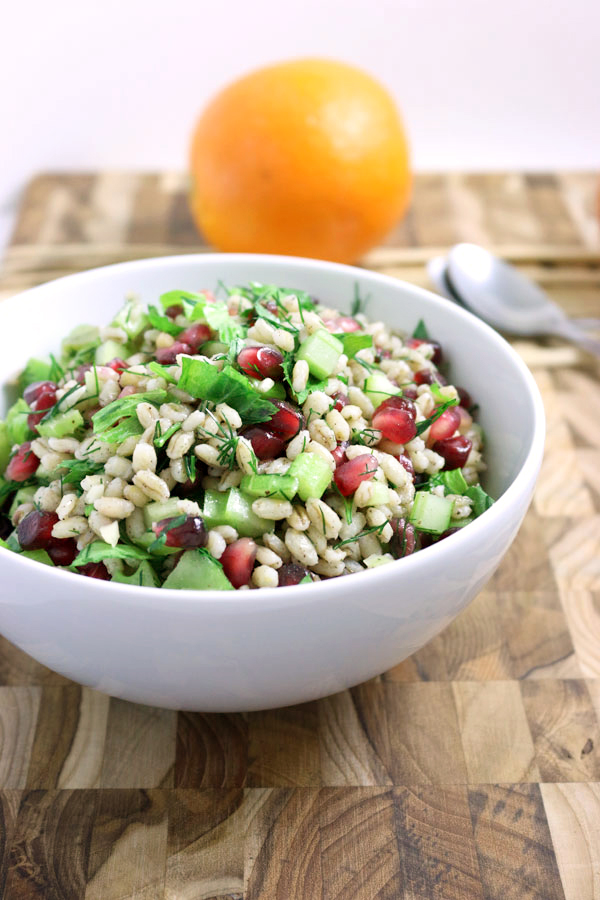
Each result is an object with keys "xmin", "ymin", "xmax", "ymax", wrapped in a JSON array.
[{"xmin": 2, "ymin": 0, "xmax": 599, "ymax": 247}]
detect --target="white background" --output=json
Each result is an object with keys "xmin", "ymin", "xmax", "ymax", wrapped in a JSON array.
[{"xmin": 2, "ymin": 0, "xmax": 599, "ymax": 249}]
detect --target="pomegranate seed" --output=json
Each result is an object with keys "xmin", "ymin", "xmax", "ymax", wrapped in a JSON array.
[
  {"xmin": 23, "ymin": 381, "xmax": 58, "ymax": 406},
  {"xmin": 47, "ymin": 537, "xmax": 78, "ymax": 566},
  {"xmin": 334, "ymin": 316, "xmax": 361, "ymax": 333},
  {"xmin": 264, "ymin": 300, "xmax": 278, "ymax": 314},
  {"xmin": 278, "ymin": 562, "xmax": 310, "ymax": 586},
  {"xmin": 331, "ymin": 391, "xmax": 348, "ymax": 412},
  {"xmin": 267, "ymin": 401, "xmax": 304, "ymax": 440},
  {"xmin": 118, "ymin": 386, "xmax": 138, "ymax": 398},
  {"xmin": 106, "ymin": 357, "xmax": 128, "ymax": 374},
  {"xmin": 152, "ymin": 516, "xmax": 208, "ymax": 549},
  {"xmin": 6, "ymin": 442, "xmax": 40, "ymax": 482},
  {"xmin": 389, "ymin": 518, "xmax": 416, "ymax": 558},
  {"xmin": 179, "ymin": 323, "xmax": 212, "ymax": 352},
  {"xmin": 220, "ymin": 538, "xmax": 257, "ymax": 588},
  {"xmin": 457, "ymin": 387, "xmax": 473, "ymax": 409},
  {"xmin": 332, "ymin": 441, "xmax": 349, "ymax": 467},
  {"xmin": 408, "ymin": 337, "xmax": 443, "ymax": 365},
  {"xmin": 155, "ymin": 341, "xmax": 193, "ymax": 364},
  {"xmin": 372, "ymin": 402, "xmax": 417, "ymax": 444},
  {"xmin": 456, "ymin": 406, "xmax": 473, "ymax": 433},
  {"xmin": 429, "ymin": 407, "xmax": 461, "ymax": 443},
  {"xmin": 402, "ymin": 386, "xmax": 418, "ymax": 400},
  {"xmin": 27, "ymin": 388, "xmax": 58, "ymax": 430},
  {"xmin": 437, "ymin": 527, "xmax": 461, "ymax": 541},
  {"xmin": 237, "ymin": 346, "xmax": 284, "ymax": 381},
  {"xmin": 433, "ymin": 435, "xmax": 473, "ymax": 468},
  {"xmin": 75, "ymin": 364, "xmax": 92, "ymax": 384},
  {"xmin": 17, "ymin": 510, "xmax": 58, "ymax": 549},
  {"xmin": 165, "ymin": 304, "xmax": 183, "ymax": 318},
  {"xmin": 414, "ymin": 369, "xmax": 447, "ymax": 386},
  {"xmin": 78, "ymin": 562, "xmax": 111, "ymax": 580},
  {"xmin": 241, "ymin": 427, "xmax": 286, "ymax": 460},
  {"xmin": 397, "ymin": 453, "xmax": 415, "ymax": 479},
  {"xmin": 334, "ymin": 454, "xmax": 379, "ymax": 496}
]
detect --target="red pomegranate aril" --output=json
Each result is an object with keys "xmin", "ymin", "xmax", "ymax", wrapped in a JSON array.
[
  {"xmin": 278, "ymin": 562, "xmax": 310, "ymax": 586},
  {"xmin": 79, "ymin": 562, "xmax": 111, "ymax": 580},
  {"xmin": 6, "ymin": 442, "xmax": 40, "ymax": 482},
  {"xmin": 429, "ymin": 407, "xmax": 461, "ymax": 443},
  {"xmin": 408, "ymin": 337, "xmax": 443, "ymax": 366},
  {"xmin": 106, "ymin": 357, "xmax": 128, "ymax": 374},
  {"xmin": 377, "ymin": 395, "xmax": 416, "ymax": 415},
  {"xmin": 332, "ymin": 441, "xmax": 349, "ymax": 467},
  {"xmin": 334, "ymin": 454, "xmax": 379, "ymax": 496},
  {"xmin": 220, "ymin": 538, "xmax": 257, "ymax": 588},
  {"xmin": 389, "ymin": 518, "xmax": 416, "ymax": 558},
  {"xmin": 457, "ymin": 386, "xmax": 473, "ymax": 409},
  {"xmin": 75, "ymin": 364, "xmax": 92, "ymax": 384},
  {"xmin": 267, "ymin": 401, "xmax": 304, "ymax": 440},
  {"xmin": 402, "ymin": 386, "xmax": 418, "ymax": 400},
  {"xmin": 27, "ymin": 388, "xmax": 58, "ymax": 430},
  {"xmin": 17, "ymin": 510, "xmax": 58, "ymax": 550},
  {"xmin": 237, "ymin": 346, "xmax": 284, "ymax": 381},
  {"xmin": 331, "ymin": 391, "xmax": 348, "ymax": 412},
  {"xmin": 23, "ymin": 381, "xmax": 58, "ymax": 407},
  {"xmin": 334, "ymin": 316, "xmax": 361, "ymax": 333},
  {"xmin": 414, "ymin": 368, "xmax": 447, "ymax": 386},
  {"xmin": 241, "ymin": 427, "xmax": 286, "ymax": 461},
  {"xmin": 264, "ymin": 300, "xmax": 278, "ymax": 314},
  {"xmin": 155, "ymin": 341, "xmax": 193, "ymax": 364},
  {"xmin": 372, "ymin": 405, "xmax": 417, "ymax": 444},
  {"xmin": 47, "ymin": 537, "xmax": 78, "ymax": 566},
  {"xmin": 179, "ymin": 323, "xmax": 212, "ymax": 352},
  {"xmin": 397, "ymin": 453, "xmax": 415, "ymax": 479},
  {"xmin": 438, "ymin": 527, "xmax": 462, "ymax": 541},
  {"xmin": 153, "ymin": 516, "xmax": 208, "ymax": 549},
  {"xmin": 165, "ymin": 304, "xmax": 183, "ymax": 319},
  {"xmin": 433, "ymin": 435, "xmax": 473, "ymax": 469}
]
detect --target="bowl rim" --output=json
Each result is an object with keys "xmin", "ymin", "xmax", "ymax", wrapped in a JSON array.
[{"xmin": 0, "ymin": 252, "xmax": 546, "ymax": 606}]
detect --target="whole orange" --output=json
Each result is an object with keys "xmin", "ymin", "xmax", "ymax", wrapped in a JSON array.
[{"xmin": 189, "ymin": 59, "xmax": 411, "ymax": 263}]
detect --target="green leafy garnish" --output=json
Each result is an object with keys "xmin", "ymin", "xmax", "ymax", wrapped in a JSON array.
[
  {"xmin": 92, "ymin": 390, "xmax": 167, "ymax": 435},
  {"xmin": 334, "ymin": 520, "xmax": 390, "ymax": 549},
  {"xmin": 148, "ymin": 514, "xmax": 187, "ymax": 553},
  {"xmin": 154, "ymin": 421, "xmax": 181, "ymax": 448},
  {"xmin": 58, "ymin": 459, "xmax": 104, "ymax": 485},
  {"xmin": 158, "ymin": 289, "xmax": 208, "ymax": 318},
  {"xmin": 97, "ymin": 418, "xmax": 144, "ymax": 444},
  {"xmin": 147, "ymin": 305, "xmax": 184, "ymax": 337},
  {"xmin": 177, "ymin": 359, "xmax": 275, "ymax": 424},
  {"xmin": 5, "ymin": 398, "xmax": 31, "ymax": 445},
  {"xmin": 415, "ymin": 397, "xmax": 459, "ymax": 437},
  {"xmin": 203, "ymin": 302, "xmax": 246, "ymax": 343},
  {"xmin": 184, "ymin": 451, "xmax": 197, "ymax": 483},
  {"xmin": 147, "ymin": 361, "xmax": 178, "ymax": 384},
  {"xmin": 299, "ymin": 574, "xmax": 313, "ymax": 584},
  {"xmin": 350, "ymin": 283, "xmax": 369, "ymax": 317},
  {"xmin": 197, "ymin": 411, "xmax": 240, "ymax": 470},
  {"xmin": 18, "ymin": 357, "xmax": 53, "ymax": 390},
  {"xmin": 465, "ymin": 484, "xmax": 494, "ymax": 517},
  {"xmin": 417, "ymin": 468, "xmax": 468, "ymax": 495},
  {"xmin": 72, "ymin": 541, "xmax": 153, "ymax": 567},
  {"xmin": 334, "ymin": 333, "xmax": 373, "ymax": 359},
  {"xmin": 281, "ymin": 353, "xmax": 328, "ymax": 405},
  {"xmin": 412, "ymin": 319, "xmax": 430, "ymax": 340}
]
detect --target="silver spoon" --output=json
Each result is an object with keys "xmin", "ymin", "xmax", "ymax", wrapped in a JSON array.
[{"xmin": 443, "ymin": 243, "xmax": 600, "ymax": 357}]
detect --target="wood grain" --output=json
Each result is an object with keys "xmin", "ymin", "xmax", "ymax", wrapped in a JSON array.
[
  {"xmin": 541, "ymin": 782, "xmax": 600, "ymax": 900},
  {"xmin": 1, "ymin": 169, "xmax": 600, "ymax": 897}
]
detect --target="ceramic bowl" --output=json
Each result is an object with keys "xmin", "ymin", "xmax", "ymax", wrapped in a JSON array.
[{"xmin": 0, "ymin": 254, "xmax": 545, "ymax": 711}]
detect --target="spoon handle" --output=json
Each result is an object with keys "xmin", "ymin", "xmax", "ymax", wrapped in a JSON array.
[{"xmin": 549, "ymin": 320, "xmax": 600, "ymax": 358}]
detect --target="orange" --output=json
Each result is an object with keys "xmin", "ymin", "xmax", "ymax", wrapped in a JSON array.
[{"xmin": 189, "ymin": 59, "xmax": 411, "ymax": 263}]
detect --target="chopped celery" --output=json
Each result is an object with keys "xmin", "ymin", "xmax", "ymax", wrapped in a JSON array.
[
  {"xmin": 297, "ymin": 330, "xmax": 343, "ymax": 380},
  {"xmin": 288, "ymin": 453, "xmax": 332, "ymax": 501},
  {"xmin": 409, "ymin": 491, "xmax": 453, "ymax": 534}
]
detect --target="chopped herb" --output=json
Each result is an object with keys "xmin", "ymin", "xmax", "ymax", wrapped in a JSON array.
[
  {"xmin": 147, "ymin": 305, "xmax": 184, "ymax": 337},
  {"xmin": 97, "ymin": 417, "xmax": 144, "ymax": 444},
  {"xmin": 351, "ymin": 428, "xmax": 380, "ymax": 447},
  {"xmin": 147, "ymin": 361, "xmax": 178, "ymax": 384},
  {"xmin": 412, "ymin": 319, "xmax": 430, "ymax": 340},
  {"xmin": 72, "ymin": 541, "xmax": 153, "ymax": 567},
  {"xmin": 59, "ymin": 459, "xmax": 104, "ymax": 485},
  {"xmin": 203, "ymin": 302, "xmax": 246, "ymax": 343},
  {"xmin": 415, "ymin": 397, "xmax": 459, "ymax": 436},
  {"xmin": 299, "ymin": 574, "xmax": 313, "ymax": 584},
  {"xmin": 154, "ymin": 421, "xmax": 181, "ymax": 448},
  {"xmin": 465, "ymin": 484, "xmax": 494, "ymax": 517},
  {"xmin": 18, "ymin": 357, "xmax": 52, "ymax": 390},
  {"xmin": 177, "ymin": 358, "xmax": 275, "ymax": 424},
  {"xmin": 148, "ymin": 514, "xmax": 187, "ymax": 553},
  {"xmin": 158, "ymin": 289, "xmax": 206, "ymax": 318},
  {"xmin": 354, "ymin": 356, "xmax": 377, "ymax": 374},
  {"xmin": 334, "ymin": 520, "xmax": 390, "ymax": 549},
  {"xmin": 183, "ymin": 452, "xmax": 196, "ymax": 483},
  {"xmin": 92, "ymin": 390, "xmax": 167, "ymax": 435},
  {"xmin": 334, "ymin": 333, "xmax": 373, "ymax": 359},
  {"xmin": 350, "ymin": 283, "xmax": 370, "ymax": 317}
]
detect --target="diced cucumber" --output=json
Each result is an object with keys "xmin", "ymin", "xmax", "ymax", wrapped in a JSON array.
[
  {"xmin": 225, "ymin": 488, "xmax": 275, "ymax": 537},
  {"xmin": 363, "ymin": 372, "xmax": 401, "ymax": 407},
  {"xmin": 288, "ymin": 452, "xmax": 332, "ymax": 501},
  {"xmin": 0, "ymin": 421, "xmax": 10, "ymax": 474},
  {"xmin": 449, "ymin": 515, "xmax": 474, "ymax": 529},
  {"xmin": 37, "ymin": 409, "xmax": 84, "ymax": 439},
  {"xmin": 441, "ymin": 469, "xmax": 468, "ymax": 494},
  {"xmin": 18, "ymin": 357, "xmax": 52, "ymax": 390},
  {"xmin": 409, "ymin": 491, "xmax": 453, "ymax": 534},
  {"xmin": 240, "ymin": 473, "xmax": 299, "ymax": 499},
  {"xmin": 112, "ymin": 560, "xmax": 159, "ymax": 587},
  {"xmin": 162, "ymin": 549, "xmax": 234, "ymax": 591},
  {"xmin": 62, "ymin": 324, "xmax": 100, "ymax": 356},
  {"xmin": 112, "ymin": 299, "xmax": 149, "ymax": 339},
  {"xmin": 9, "ymin": 486, "xmax": 36, "ymax": 518},
  {"xmin": 143, "ymin": 498, "xmax": 184, "ymax": 530},
  {"xmin": 464, "ymin": 484, "xmax": 494, "ymax": 517},
  {"xmin": 6, "ymin": 399, "xmax": 31, "ymax": 445},
  {"xmin": 132, "ymin": 531, "xmax": 180, "ymax": 556},
  {"xmin": 95, "ymin": 339, "xmax": 126, "ymax": 366},
  {"xmin": 297, "ymin": 329, "xmax": 343, "ymax": 380},
  {"xmin": 199, "ymin": 340, "xmax": 229, "ymax": 357},
  {"xmin": 363, "ymin": 482, "xmax": 391, "ymax": 507},
  {"xmin": 21, "ymin": 548, "xmax": 55, "ymax": 566},
  {"xmin": 202, "ymin": 489, "xmax": 230, "ymax": 529},
  {"xmin": 364, "ymin": 554, "xmax": 394, "ymax": 568}
]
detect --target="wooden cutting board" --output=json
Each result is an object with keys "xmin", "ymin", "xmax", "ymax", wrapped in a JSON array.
[{"xmin": 1, "ymin": 172, "xmax": 599, "ymax": 900}]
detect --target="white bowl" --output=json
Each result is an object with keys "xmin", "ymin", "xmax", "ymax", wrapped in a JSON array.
[{"xmin": 0, "ymin": 254, "xmax": 544, "ymax": 711}]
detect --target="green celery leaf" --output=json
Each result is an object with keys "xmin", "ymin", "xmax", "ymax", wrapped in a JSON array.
[
  {"xmin": 58, "ymin": 459, "xmax": 104, "ymax": 484},
  {"xmin": 158, "ymin": 289, "xmax": 208, "ymax": 319},
  {"xmin": 147, "ymin": 305, "xmax": 184, "ymax": 337},
  {"xmin": 147, "ymin": 361, "xmax": 178, "ymax": 384},
  {"xmin": 465, "ymin": 484, "xmax": 494, "ymax": 517},
  {"xmin": 92, "ymin": 390, "xmax": 168, "ymax": 434},
  {"xmin": 154, "ymin": 421, "xmax": 181, "ymax": 448},
  {"xmin": 177, "ymin": 359, "xmax": 275, "ymax": 424},
  {"xmin": 333, "ymin": 333, "xmax": 373, "ymax": 358},
  {"xmin": 412, "ymin": 319, "xmax": 430, "ymax": 340},
  {"xmin": 72, "ymin": 541, "xmax": 152, "ymax": 567},
  {"xmin": 97, "ymin": 418, "xmax": 144, "ymax": 444},
  {"xmin": 203, "ymin": 302, "xmax": 246, "ymax": 342},
  {"xmin": 18, "ymin": 357, "xmax": 52, "ymax": 390}
]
